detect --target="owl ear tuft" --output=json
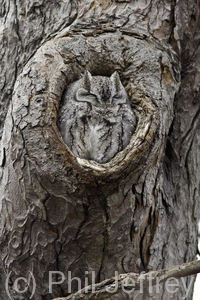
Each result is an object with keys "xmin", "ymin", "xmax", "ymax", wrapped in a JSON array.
[
  {"xmin": 110, "ymin": 71, "xmax": 123, "ymax": 92},
  {"xmin": 83, "ymin": 70, "xmax": 93, "ymax": 91}
]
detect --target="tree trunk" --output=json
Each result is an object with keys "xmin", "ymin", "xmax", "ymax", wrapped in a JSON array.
[{"xmin": 0, "ymin": 1, "xmax": 199, "ymax": 300}]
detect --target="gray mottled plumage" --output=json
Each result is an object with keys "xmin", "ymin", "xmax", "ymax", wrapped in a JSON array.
[{"xmin": 59, "ymin": 71, "xmax": 136, "ymax": 163}]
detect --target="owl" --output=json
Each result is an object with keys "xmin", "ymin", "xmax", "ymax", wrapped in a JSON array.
[{"xmin": 59, "ymin": 71, "xmax": 136, "ymax": 164}]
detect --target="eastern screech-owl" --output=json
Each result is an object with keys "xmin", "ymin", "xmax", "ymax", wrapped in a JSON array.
[{"xmin": 59, "ymin": 71, "xmax": 136, "ymax": 164}]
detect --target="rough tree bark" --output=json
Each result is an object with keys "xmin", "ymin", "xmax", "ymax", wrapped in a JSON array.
[{"xmin": 0, "ymin": 1, "xmax": 200, "ymax": 300}]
